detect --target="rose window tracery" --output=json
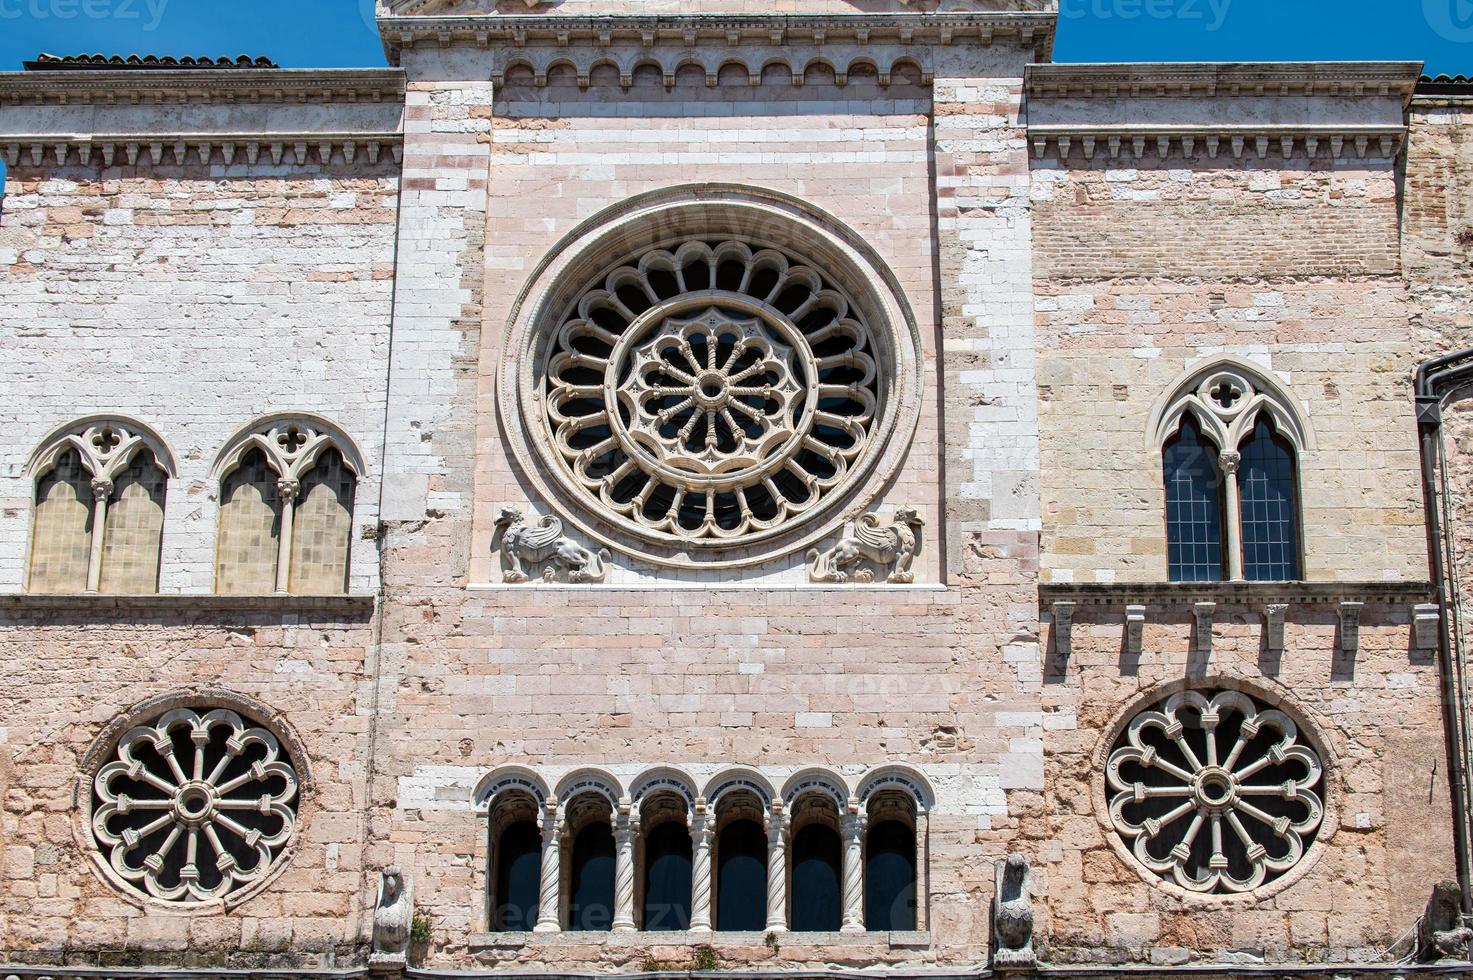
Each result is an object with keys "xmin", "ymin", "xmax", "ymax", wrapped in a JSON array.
[
  {"xmin": 1106, "ymin": 689, "xmax": 1325, "ymax": 894},
  {"xmin": 542, "ymin": 239, "xmax": 883, "ymax": 545},
  {"xmin": 91, "ymin": 707, "xmax": 300, "ymax": 903}
]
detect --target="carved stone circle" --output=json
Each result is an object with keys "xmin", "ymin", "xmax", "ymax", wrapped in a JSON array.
[
  {"xmin": 90, "ymin": 707, "xmax": 300, "ymax": 903},
  {"xmin": 504, "ymin": 189, "xmax": 922, "ymax": 572},
  {"xmin": 1106, "ymin": 689, "xmax": 1324, "ymax": 894}
]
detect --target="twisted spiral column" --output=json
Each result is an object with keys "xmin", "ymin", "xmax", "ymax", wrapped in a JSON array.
[
  {"xmin": 840, "ymin": 808, "xmax": 866, "ymax": 933},
  {"xmin": 765, "ymin": 808, "xmax": 788, "ymax": 933},
  {"xmin": 613, "ymin": 808, "xmax": 637, "ymax": 932},
  {"xmin": 534, "ymin": 803, "xmax": 562, "ymax": 933},
  {"xmin": 690, "ymin": 802, "xmax": 713, "ymax": 933}
]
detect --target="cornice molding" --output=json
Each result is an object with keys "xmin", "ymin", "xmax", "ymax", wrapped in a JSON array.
[
  {"xmin": 1026, "ymin": 61, "xmax": 1422, "ymax": 105},
  {"xmin": 1038, "ymin": 580, "xmax": 1433, "ymax": 609},
  {"xmin": 0, "ymin": 593, "xmax": 376, "ymax": 618},
  {"xmin": 379, "ymin": 11, "xmax": 1057, "ymax": 65},
  {"xmin": 1, "ymin": 132, "xmax": 404, "ymax": 169},
  {"xmin": 0, "ymin": 67, "xmax": 406, "ymax": 107}
]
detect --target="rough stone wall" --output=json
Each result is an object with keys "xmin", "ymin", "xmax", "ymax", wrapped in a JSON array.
[
  {"xmin": 1040, "ymin": 608, "xmax": 1452, "ymax": 964},
  {"xmin": 1032, "ymin": 157, "xmax": 1424, "ymax": 585},
  {"xmin": 0, "ymin": 160, "xmax": 400, "ymax": 595},
  {"xmin": 0, "ymin": 600, "xmax": 376, "ymax": 967}
]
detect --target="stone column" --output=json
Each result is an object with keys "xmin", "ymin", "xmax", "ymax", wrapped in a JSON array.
[
  {"xmin": 1220, "ymin": 450, "xmax": 1244, "ymax": 581},
  {"xmin": 86, "ymin": 477, "xmax": 112, "ymax": 593},
  {"xmin": 765, "ymin": 807, "xmax": 788, "ymax": 933},
  {"xmin": 840, "ymin": 808, "xmax": 867, "ymax": 933},
  {"xmin": 613, "ymin": 806, "xmax": 637, "ymax": 932},
  {"xmin": 273, "ymin": 476, "xmax": 300, "ymax": 594},
  {"xmin": 689, "ymin": 800, "xmax": 713, "ymax": 933},
  {"xmin": 534, "ymin": 802, "xmax": 562, "ymax": 933}
]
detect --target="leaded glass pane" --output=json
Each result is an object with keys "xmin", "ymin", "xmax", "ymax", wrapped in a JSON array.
[
  {"xmin": 1163, "ymin": 415, "xmax": 1225, "ymax": 582},
  {"xmin": 1239, "ymin": 416, "xmax": 1301, "ymax": 581}
]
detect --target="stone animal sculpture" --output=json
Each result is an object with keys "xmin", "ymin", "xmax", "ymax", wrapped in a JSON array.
[
  {"xmin": 371, "ymin": 866, "xmax": 413, "ymax": 969},
  {"xmin": 494, "ymin": 506, "xmax": 611, "ymax": 583},
  {"xmin": 806, "ymin": 505, "xmax": 925, "ymax": 583},
  {"xmin": 993, "ymin": 853, "xmax": 1035, "ymax": 970},
  {"xmin": 1418, "ymin": 879, "xmax": 1473, "ymax": 962}
]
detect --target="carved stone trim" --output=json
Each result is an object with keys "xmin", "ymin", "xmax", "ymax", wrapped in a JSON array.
[
  {"xmin": 379, "ymin": 12, "xmax": 1058, "ymax": 66},
  {"xmin": 992, "ymin": 854, "xmax": 1034, "ymax": 971},
  {"xmin": 1027, "ymin": 61, "xmax": 1421, "ymax": 102},
  {"xmin": 1029, "ymin": 125, "xmax": 1405, "ymax": 162},
  {"xmin": 1, "ymin": 133, "xmax": 404, "ymax": 170},
  {"xmin": 0, "ymin": 67, "xmax": 404, "ymax": 106},
  {"xmin": 1039, "ymin": 581, "xmax": 1434, "ymax": 608}
]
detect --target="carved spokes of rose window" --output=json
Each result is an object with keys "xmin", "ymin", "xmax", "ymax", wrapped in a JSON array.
[
  {"xmin": 1106, "ymin": 690, "xmax": 1325, "ymax": 894},
  {"xmin": 544, "ymin": 239, "xmax": 881, "ymax": 544},
  {"xmin": 91, "ymin": 707, "xmax": 300, "ymax": 903}
]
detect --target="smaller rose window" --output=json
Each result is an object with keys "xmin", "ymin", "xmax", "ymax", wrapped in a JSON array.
[
  {"xmin": 91, "ymin": 706, "xmax": 300, "ymax": 903},
  {"xmin": 1106, "ymin": 689, "xmax": 1324, "ymax": 894}
]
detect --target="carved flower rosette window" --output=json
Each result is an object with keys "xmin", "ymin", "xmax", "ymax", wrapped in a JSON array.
[
  {"xmin": 540, "ymin": 239, "xmax": 893, "ymax": 551},
  {"xmin": 1106, "ymin": 690, "xmax": 1325, "ymax": 894},
  {"xmin": 91, "ymin": 707, "xmax": 300, "ymax": 903},
  {"xmin": 505, "ymin": 193, "xmax": 922, "ymax": 571}
]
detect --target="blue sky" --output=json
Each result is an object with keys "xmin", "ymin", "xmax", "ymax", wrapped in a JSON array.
[{"xmin": 0, "ymin": 0, "xmax": 1469, "ymax": 75}]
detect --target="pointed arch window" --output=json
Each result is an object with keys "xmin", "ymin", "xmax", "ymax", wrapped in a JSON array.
[
  {"xmin": 27, "ymin": 419, "xmax": 173, "ymax": 594},
  {"xmin": 1151, "ymin": 363, "xmax": 1310, "ymax": 583},
  {"xmin": 212, "ymin": 417, "xmax": 363, "ymax": 595}
]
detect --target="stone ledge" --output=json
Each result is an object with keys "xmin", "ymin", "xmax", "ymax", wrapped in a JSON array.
[
  {"xmin": 0, "ymin": 67, "xmax": 406, "ymax": 106},
  {"xmin": 0, "ymin": 592, "xmax": 377, "ymax": 617},
  {"xmin": 1038, "ymin": 580, "xmax": 1433, "ymax": 609},
  {"xmin": 468, "ymin": 929, "xmax": 930, "ymax": 952}
]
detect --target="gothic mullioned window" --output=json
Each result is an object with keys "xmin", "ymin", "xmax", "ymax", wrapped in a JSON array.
[
  {"xmin": 1151, "ymin": 361, "xmax": 1310, "ymax": 582},
  {"xmin": 213, "ymin": 417, "xmax": 362, "ymax": 595},
  {"xmin": 88, "ymin": 698, "xmax": 301, "ymax": 904},
  {"xmin": 1106, "ymin": 688, "xmax": 1325, "ymax": 895},
  {"xmin": 27, "ymin": 418, "xmax": 173, "ymax": 594}
]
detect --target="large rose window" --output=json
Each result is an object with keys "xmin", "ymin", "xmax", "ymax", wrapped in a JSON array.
[
  {"xmin": 91, "ymin": 706, "xmax": 300, "ymax": 903},
  {"xmin": 542, "ymin": 239, "xmax": 884, "ymax": 545},
  {"xmin": 1106, "ymin": 689, "xmax": 1325, "ymax": 894}
]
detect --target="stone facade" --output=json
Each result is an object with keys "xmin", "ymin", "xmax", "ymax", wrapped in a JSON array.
[{"xmin": 0, "ymin": 4, "xmax": 1465, "ymax": 978}]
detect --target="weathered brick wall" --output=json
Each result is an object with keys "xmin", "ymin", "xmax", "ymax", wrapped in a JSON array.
[
  {"xmin": 0, "ymin": 161, "xmax": 399, "ymax": 595},
  {"xmin": 1032, "ymin": 157, "xmax": 1424, "ymax": 585}
]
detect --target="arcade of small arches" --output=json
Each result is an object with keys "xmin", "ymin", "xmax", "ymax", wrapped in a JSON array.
[{"xmin": 476, "ymin": 765, "xmax": 933, "ymax": 936}]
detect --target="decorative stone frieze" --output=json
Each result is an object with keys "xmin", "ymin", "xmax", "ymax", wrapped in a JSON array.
[
  {"xmin": 1106, "ymin": 689, "xmax": 1326, "ymax": 894},
  {"xmin": 0, "ymin": 136, "xmax": 404, "ymax": 170},
  {"xmin": 378, "ymin": 11, "xmax": 1057, "ymax": 70},
  {"xmin": 492, "ymin": 506, "xmax": 612, "ymax": 584},
  {"xmin": 1026, "ymin": 62, "xmax": 1419, "ymax": 161},
  {"xmin": 806, "ymin": 507, "xmax": 926, "ymax": 584}
]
